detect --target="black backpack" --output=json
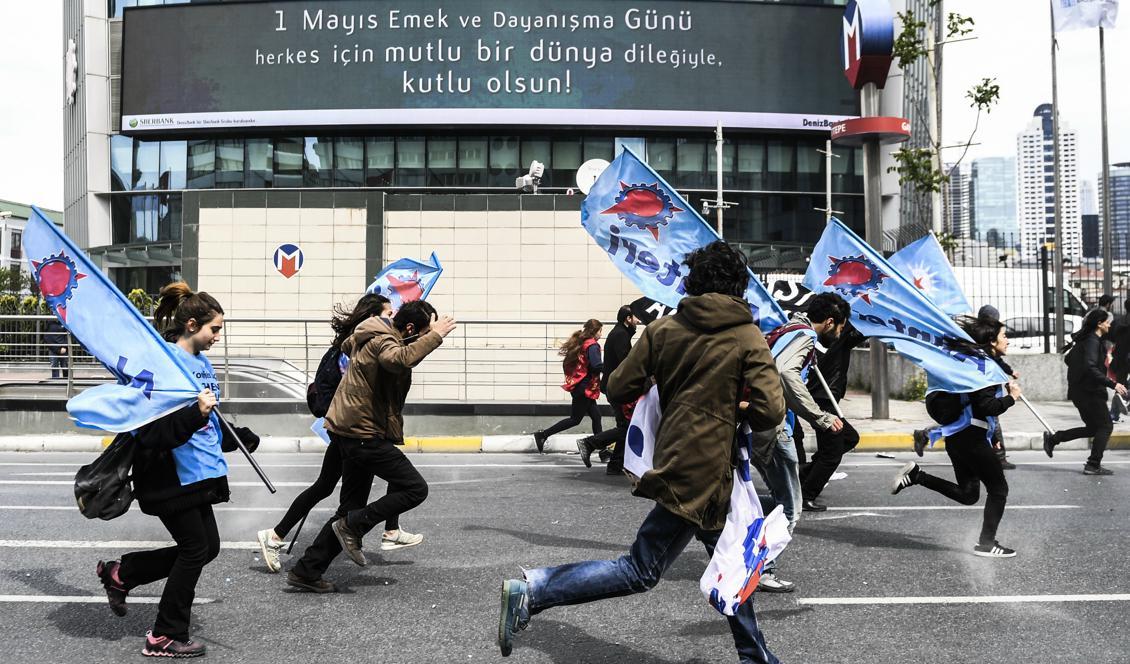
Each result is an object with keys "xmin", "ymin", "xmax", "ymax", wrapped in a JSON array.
[
  {"xmin": 307, "ymin": 347, "xmax": 344, "ymax": 418},
  {"xmin": 924, "ymin": 391, "xmax": 965, "ymax": 427},
  {"xmin": 74, "ymin": 432, "xmax": 135, "ymax": 520}
]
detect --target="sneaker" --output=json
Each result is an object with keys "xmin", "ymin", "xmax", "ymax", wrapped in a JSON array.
[
  {"xmin": 1043, "ymin": 432, "xmax": 1055, "ymax": 458},
  {"xmin": 381, "ymin": 528, "xmax": 424, "ymax": 551},
  {"xmin": 285, "ymin": 570, "xmax": 337, "ymax": 593},
  {"xmin": 1083, "ymin": 464, "xmax": 1114, "ymax": 476},
  {"xmin": 972, "ymin": 542, "xmax": 1017, "ymax": 558},
  {"xmin": 890, "ymin": 462, "xmax": 919, "ymax": 495},
  {"xmin": 999, "ymin": 457, "xmax": 1016, "ymax": 470},
  {"xmin": 533, "ymin": 432, "xmax": 547, "ymax": 454},
  {"xmin": 576, "ymin": 437, "xmax": 595, "ymax": 468},
  {"xmin": 802, "ymin": 499, "xmax": 828, "ymax": 513},
  {"xmin": 598, "ymin": 447, "xmax": 613, "ymax": 464},
  {"xmin": 331, "ymin": 518, "xmax": 367, "ymax": 567},
  {"xmin": 142, "ymin": 631, "xmax": 206, "ymax": 658},
  {"xmin": 756, "ymin": 572, "xmax": 796, "ymax": 593},
  {"xmin": 256, "ymin": 529, "xmax": 285, "ymax": 573},
  {"xmin": 96, "ymin": 560, "xmax": 129, "ymax": 617},
  {"xmin": 912, "ymin": 429, "xmax": 929, "ymax": 457},
  {"xmin": 498, "ymin": 579, "xmax": 531, "ymax": 657}
]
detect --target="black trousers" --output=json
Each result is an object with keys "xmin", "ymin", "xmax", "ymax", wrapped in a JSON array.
[
  {"xmin": 1054, "ymin": 392, "xmax": 1113, "ymax": 466},
  {"xmin": 586, "ymin": 406, "xmax": 630, "ymax": 466},
  {"xmin": 542, "ymin": 388, "xmax": 603, "ymax": 437},
  {"xmin": 915, "ymin": 431, "xmax": 1009, "ymax": 545},
  {"xmin": 119, "ymin": 504, "xmax": 221, "ymax": 641},
  {"xmin": 273, "ymin": 438, "xmax": 397, "ymax": 538},
  {"xmin": 293, "ymin": 435, "xmax": 428, "ymax": 579},
  {"xmin": 800, "ymin": 411, "xmax": 859, "ymax": 502}
]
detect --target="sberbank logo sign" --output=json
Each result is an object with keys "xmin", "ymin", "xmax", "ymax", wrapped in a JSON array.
[{"xmin": 129, "ymin": 118, "xmax": 138, "ymax": 128}]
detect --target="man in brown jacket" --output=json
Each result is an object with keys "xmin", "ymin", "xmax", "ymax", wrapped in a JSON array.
[
  {"xmin": 498, "ymin": 241, "xmax": 786, "ymax": 663},
  {"xmin": 288, "ymin": 300, "xmax": 456, "ymax": 592}
]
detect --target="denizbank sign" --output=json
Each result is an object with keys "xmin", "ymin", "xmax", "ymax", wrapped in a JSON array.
[{"xmin": 120, "ymin": 0, "xmax": 858, "ymax": 134}]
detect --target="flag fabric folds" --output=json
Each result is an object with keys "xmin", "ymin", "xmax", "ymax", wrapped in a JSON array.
[
  {"xmin": 888, "ymin": 233, "xmax": 971, "ymax": 316},
  {"xmin": 804, "ymin": 219, "xmax": 1009, "ymax": 394},
  {"xmin": 581, "ymin": 148, "xmax": 786, "ymax": 332},
  {"xmin": 1052, "ymin": 0, "xmax": 1119, "ymax": 31},
  {"xmin": 365, "ymin": 252, "xmax": 444, "ymax": 311},
  {"xmin": 23, "ymin": 207, "xmax": 201, "ymax": 432}
]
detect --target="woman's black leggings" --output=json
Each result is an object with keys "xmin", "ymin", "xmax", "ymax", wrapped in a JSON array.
[
  {"xmin": 1052, "ymin": 393, "xmax": 1113, "ymax": 466},
  {"xmin": 542, "ymin": 388, "xmax": 603, "ymax": 437},
  {"xmin": 118, "ymin": 504, "xmax": 221, "ymax": 641},
  {"xmin": 915, "ymin": 430, "xmax": 1009, "ymax": 546},
  {"xmin": 273, "ymin": 438, "xmax": 398, "ymax": 537}
]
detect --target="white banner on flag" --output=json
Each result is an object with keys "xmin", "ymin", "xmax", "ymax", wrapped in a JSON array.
[{"xmin": 1052, "ymin": 0, "xmax": 1119, "ymax": 32}]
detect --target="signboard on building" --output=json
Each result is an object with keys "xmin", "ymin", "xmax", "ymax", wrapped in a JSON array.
[{"xmin": 120, "ymin": 0, "xmax": 857, "ymax": 134}]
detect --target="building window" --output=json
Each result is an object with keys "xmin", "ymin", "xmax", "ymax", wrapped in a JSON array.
[
  {"xmin": 488, "ymin": 136, "xmax": 521, "ymax": 187},
  {"xmin": 304, "ymin": 137, "xmax": 333, "ymax": 187},
  {"xmin": 186, "ymin": 140, "xmax": 216, "ymax": 189},
  {"xmin": 365, "ymin": 138, "xmax": 394, "ymax": 186},
  {"xmin": 215, "ymin": 139, "xmax": 244, "ymax": 188},
  {"xmin": 160, "ymin": 140, "xmax": 187, "ymax": 190},
  {"xmin": 274, "ymin": 138, "xmax": 304, "ymax": 188},
  {"xmin": 549, "ymin": 138, "xmax": 582, "ymax": 188},
  {"xmin": 428, "ymin": 138, "xmax": 458, "ymax": 187},
  {"xmin": 396, "ymin": 137, "xmax": 426, "ymax": 186},
  {"xmin": 110, "ymin": 135, "xmax": 133, "ymax": 192},
  {"xmin": 335, "ymin": 137, "xmax": 364, "ymax": 187},
  {"xmin": 133, "ymin": 139, "xmax": 160, "ymax": 190},
  {"xmin": 10, "ymin": 231, "xmax": 21, "ymax": 260},
  {"xmin": 246, "ymin": 138, "xmax": 273, "ymax": 188}
]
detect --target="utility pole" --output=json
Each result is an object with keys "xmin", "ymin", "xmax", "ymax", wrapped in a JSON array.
[
  {"xmin": 815, "ymin": 141, "xmax": 843, "ymax": 223},
  {"xmin": 1050, "ymin": 3, "xmax": 1065, "ymax": 350},
  {"xmin": 1099, "ymin": 26, "xmax": 1113, "ymax": 296}
]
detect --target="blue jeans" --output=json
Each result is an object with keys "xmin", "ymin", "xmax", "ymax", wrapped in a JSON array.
[
  {"xmin": 754, "ymin": 434, "xmax": 801, "ymax": 576},
  {"xmin": 525, "ymin": 504, "xmax": 780, "ymax": 664}
]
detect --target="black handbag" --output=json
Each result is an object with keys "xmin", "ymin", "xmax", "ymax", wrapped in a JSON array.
[{"xmin": 74, "ymin": 432, "xmax": 136, "ymax": 520}]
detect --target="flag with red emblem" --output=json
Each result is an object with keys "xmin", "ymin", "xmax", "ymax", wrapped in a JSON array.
[
  {"xmin": 581, "ymin": 148, "xmax": 786, "ymax": 333},
  {"xmin": 365, "ymin": 252, "xmax": 443, "ymax": 312},
  {"xmin": 23, "ymin": 207, "xmax": 202, "ymax": 432}
]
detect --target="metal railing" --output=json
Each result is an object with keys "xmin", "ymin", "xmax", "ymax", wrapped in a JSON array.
[{"xmin": 0, "ymin": 315, "xmax": 608, "ymax": 403}]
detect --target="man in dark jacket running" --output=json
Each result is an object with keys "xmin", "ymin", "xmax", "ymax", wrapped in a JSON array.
[
  {"xmin": 498, "ymin": 241, "xmax": 786, "ymax": 663},
  {"xmin": 577, "ymin": 304, "xmax": 639, "ymax": 474}
]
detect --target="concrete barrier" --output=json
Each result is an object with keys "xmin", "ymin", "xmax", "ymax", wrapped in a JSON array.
[{"xmin": 848, "ymin": 348, "xmax": 1069, "ymax": 401}]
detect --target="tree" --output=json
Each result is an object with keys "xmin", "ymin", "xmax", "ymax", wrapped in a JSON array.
[
  {"xmin": 127, "ymin": 289, "xmax": 155, "ymax": 316},
  {"xmin": 888, "ymin": 1, "xmax": 1000, "ymax": 238},
  {"xmin": 0, "ymin": 266, "xmax": 30, "ymax": 296}
]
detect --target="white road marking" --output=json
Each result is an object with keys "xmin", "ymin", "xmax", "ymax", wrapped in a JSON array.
[
  {"xmin": 0, "ymin": 594, "xmax": 215, "ymax": 604},
  {"xmin": 0, "ymin": 505, "xmax": 333, "ymax": 512},
  {"xmin": 799, "ymin": 594, "xmax": 1130, "ymax": 606},
  {"xmin": 826, "ymin": 505, "xmax": 1079, "ymax": 511},
  {"xmin": 805, "ymin": 512, "xmax": 895, "ymax": 521},
  {"xmin": 0, "ymin": 540, "xmax": 260, "ymax": 550},
  {"xmin": 0, "ymin": 462, "xmax": 585, "ymax": 469}
]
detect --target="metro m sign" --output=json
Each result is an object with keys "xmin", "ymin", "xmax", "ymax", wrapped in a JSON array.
[{"xmin": 842, "ymin": 0, "xmax": 895, "ymax": 90}]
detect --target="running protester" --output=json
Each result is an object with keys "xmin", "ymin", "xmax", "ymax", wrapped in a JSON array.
[
  {"xmin": 532, "ymin": 319, "xmax": 604, "ymax": 453},
  {"xmin": 256, "ymin": 294, "xmax": 424, "ymax": 573},
  {"xmin": 753, "ymin": 292, "xmax": 846, "ymax": 593},
  {"xmin": 498, "ymin": 241, "xmax": 786, "ymax": 662},
  {"xmin": 576, "ymin": 305, "xmax": 638, "ymax": 474},
  {"xmin": 890, "ymin": 315, "xmax": 1021, "ymax": 558},
  {"xmin": 288, "ymin": 301, "xmax": 456, "ymax": 592},
  {"xmin": 1044, "ymin": 308, "xmax": 1127, "ymax": 475},
  {"xmin": 96, "ymin": 283, "xmax": 260, "ymax": 658}
]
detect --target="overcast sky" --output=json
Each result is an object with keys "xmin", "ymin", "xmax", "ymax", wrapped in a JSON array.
[{"xmin": 0, "ymin": 2, "xmax": 1126, "ymax": 211}]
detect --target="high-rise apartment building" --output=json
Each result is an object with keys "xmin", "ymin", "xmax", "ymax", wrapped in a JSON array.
[{"xmin": 1016, "ymin": 104, "xmax": 1080, "ymax": 260}]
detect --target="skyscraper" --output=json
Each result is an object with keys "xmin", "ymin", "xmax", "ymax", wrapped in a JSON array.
[
  {"xmin": 1016, "ymin": 104, "xmax": 1080, "ymax": 261},
  {"xmin": 1100, "ymin": 162, "xmax": 1130, "ymax": 261},
  {"xmin": 943, "ymin": 162, "xmax": 971, "ymax": 237},
  {"xmin": 969, "ymin": 157, "xmax": 1017, "ymax": 246}
]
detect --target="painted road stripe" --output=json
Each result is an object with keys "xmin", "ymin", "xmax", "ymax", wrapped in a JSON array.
[
  {"xmin": 0, "ymin": 595, "xmax": 215, "ymax": 604},
  {"xmin": 799, "ymin": 594, "xmax": 1130, "ymax": 606},
  {"xmin": 0, "ymin": 463, "xmax": 585, "ymax": 469},
  {"xmin": 0, "ymin": 540, "xmax": 260, "ymax": 550},
  {"xmin": 0, "ymin": 505, "xmax": 335, "ymax": 512},
  {"xmin": 0, "ymin": 504, "xmax": 1080, "ymax": 513},
  {"xmin": 826, "ymin": 505, "xmax": 1079, "ymax": 511}
]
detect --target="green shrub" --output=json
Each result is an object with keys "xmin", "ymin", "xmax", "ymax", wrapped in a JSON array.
[
  {"xmin": 900, "ymin": 370, "xmax": 928, "ymax": 402},
  {"xmin": 127, "ymin": 289, "xmax": 155, "ymax": 316}
]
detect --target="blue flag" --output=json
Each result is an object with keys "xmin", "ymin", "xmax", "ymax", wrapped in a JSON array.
[
  {"xmin": 366, "ymin": 252, "xmax": 443, "ymax": 311},
  {"xmin": 581, "ymin": 148, "xmax": 786, "ymax": 333},
  {"xmin": 23, "ymin": 208, "xmax": 202, "ymax": 432},
  {"xmin": 804, "ymin": 219, "xmax": 1008, "ymax": 394},
  {"xmin": 888, "ymin": 234, "xmax": 971, "ymax": 316}
]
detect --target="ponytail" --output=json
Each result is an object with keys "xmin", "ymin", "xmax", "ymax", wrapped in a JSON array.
[{"xmin": 154, "ymin": 282, "xmax": 224, "ymax": 342}]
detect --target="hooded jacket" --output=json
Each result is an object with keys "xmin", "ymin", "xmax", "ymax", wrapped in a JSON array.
[
  {"xmin": 607, "ymin": 293, "xmax": 785, "ymax": 530},
  {"xmin": 1066, "ymin": 333, "xmax": 1115, "ymax": 399},
  {"xmin": 325, "ymin": 316, "xmax": 443, "ymax": 442}
]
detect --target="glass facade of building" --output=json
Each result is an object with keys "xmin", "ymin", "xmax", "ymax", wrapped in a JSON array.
[{"xmin": 970, "ymin": 157, "xmax": 1018, "ymax": 247}]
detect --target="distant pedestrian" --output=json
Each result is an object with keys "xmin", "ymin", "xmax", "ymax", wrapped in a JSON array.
[
  {"xmin": 891, "ymin": 315, "xmax": 1020, "ymax": 558},
  {"xmin": 497, "ymin": 240, "xmax": 785, "ymax": 662},
  {"xmin": 1098, "ymin": 294, "xmax": 1115, "ymax": 313},
  {"xmin": 1044, "ymin": 308, "xmax": 1126, "ymax": 475},
  {"xmin": 43, "ymin": 318, "xmax": 69, "ymax": 379},
  {"xmin": 288, "ymin": 301, "xmax": 456, "ymax": 592},
  {"xmin": 1107, "ymin": 297, "xmax": 1130, "ymax": 423},
  {"xmin": 576, "ymin": 306, "xmax": 638, "ymax": 474},
  {"xmin": 96, "ymin": 282, "xmax": 261, "ymax": 658},
  {"xmin": 532, "ymin": 319, "xmax": 604, "ymax": 453}
]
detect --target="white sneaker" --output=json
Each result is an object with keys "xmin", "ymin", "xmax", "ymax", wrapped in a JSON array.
[
  {"xmin": 256, "ymin": 529, "xmax": 285, "ymax": 573},
  {"xmin": 757, "ymin": 572, "xmax": 796, "ymax": 594},
  {"xmin": 381, "ymin": 529, "xmax": 424, "ymax": 551}
]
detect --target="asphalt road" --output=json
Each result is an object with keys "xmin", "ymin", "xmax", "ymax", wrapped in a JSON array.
[{"xmin": 0, "ymin": 449, "xmax": 1126, "ymax": 663}]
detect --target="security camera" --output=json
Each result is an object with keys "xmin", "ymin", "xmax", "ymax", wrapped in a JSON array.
[{"xmin": 516, "ymin": 160, "xmax": 545, "ymax": 194}]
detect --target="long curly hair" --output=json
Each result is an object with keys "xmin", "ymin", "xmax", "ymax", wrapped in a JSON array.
[
  {"xmin": 330, "ymin": 294, "xmax": 391, "ymax": 349},
  {"xmin": 559, "ymin": 319, "xmax": 602, "ymax": 370}
]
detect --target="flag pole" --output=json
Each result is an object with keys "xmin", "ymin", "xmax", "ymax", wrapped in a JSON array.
[
  {"xmin": 1019, "ymin": 394, "xmax": 1055, "ymax": 435},
  {"xmin": 1099, "ymin": 25, "xmax": 1113, "ymax": 295},
  {"xmin": 812, "ymin": 366, "xmax": 845, "ymax": 420},
  {"xmin": 216, "ymin": 408, "xmax": 276, "ymax": 493},
  {"xmin": 1049, "ymin": 1, "xmax": 1066, "ymax": 351}
]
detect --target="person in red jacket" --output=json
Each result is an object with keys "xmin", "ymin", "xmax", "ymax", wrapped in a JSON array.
[{"xmin": 532, "ymin": 319, "xmax": 604, "ymax": 453}]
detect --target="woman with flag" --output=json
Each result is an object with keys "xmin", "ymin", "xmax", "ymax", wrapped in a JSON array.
[
  {"xmin": 889, "ymin": 314, "xmax": 1022, "ymax": 558},
  {"xmin": 96, "ymin": 283, "xmax": 260, "ymax": 658},
  {"xmin": 532, "ymin": 319, "xmax": 604, "ymax": 453},
  {"xmin": 256, "ymin": 293, "xmax": 425, "ymax": 573}
]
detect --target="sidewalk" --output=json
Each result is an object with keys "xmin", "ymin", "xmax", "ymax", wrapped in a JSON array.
[{"xmin": 2, "ymin": 393, "xmax": 1127, "ymax": 454}]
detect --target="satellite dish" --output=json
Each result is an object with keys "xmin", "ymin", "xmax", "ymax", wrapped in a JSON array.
[{"xmin": 576, "ymin": 159, "xmax": 611, "ymax": 195}]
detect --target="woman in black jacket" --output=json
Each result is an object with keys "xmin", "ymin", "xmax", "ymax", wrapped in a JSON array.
[
  {"xmin": 889, "ymin": 315, "xmax": 1022, "ymax": 558},
  {"xmin": 1045, "ymin": 308, "xmax": 1126, "ymax": 475},
  {"xmin": 95, "ymin": 282, "xmax": 259, "ymax": 658}
]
